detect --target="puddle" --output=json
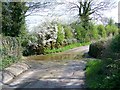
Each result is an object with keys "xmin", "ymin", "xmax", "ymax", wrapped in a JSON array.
[
  {"xmin": 23, "ymin": 46, "xmax": 89, "ymax": 61},
  {"xmin": 26, "ymin": 52, "xmax": 84, "ymax": 61}
]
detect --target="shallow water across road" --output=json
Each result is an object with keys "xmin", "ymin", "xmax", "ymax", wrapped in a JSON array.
[
  {"xmin": 25, "ymin": 45, "xmax": 89, "ymax": 61},
  {"xmin": 2, "ymin": 45, "xmax": 89, "ymax": 89}
]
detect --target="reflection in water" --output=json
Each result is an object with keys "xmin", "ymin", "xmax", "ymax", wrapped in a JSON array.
[{"xmin": 26, "ymin": 52, "xmax": 84, "ymax": 61}]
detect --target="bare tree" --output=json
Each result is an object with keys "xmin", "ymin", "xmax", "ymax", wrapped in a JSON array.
[
  {"xmin": 25, "ymin": 0, "xmax": 64, "ymax": 17},
  {"xmin": 57, "ymin": 0, "xmax": 116, "ymax": 31},
  {"xmin": 67, "ymin": 0, "xmax": 116, "ymax": 21},
  {"xmin": 24, "ymin": 0, "xmax": 117, "ymax": 26}
]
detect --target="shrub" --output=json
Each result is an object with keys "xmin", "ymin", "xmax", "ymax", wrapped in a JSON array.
[
  {"xmin": 110, "ymin": 25, "xmax": 118, "ymax": 35},
  {"xmin": 20, "ymin": 34, "xmax": 38, "ymax": 47},
  {"xmin": 105, "ymin": 18, "xmax": 118, "ymax": 37},
  {"xmin": 88, "ymin": 40, "xmax": 107, "ymax": 58},
  {"xmin": 56, "ymin": 23, "xmax": 65, "ymax": 44},
  {"xmin": 105, "ymin": 25, "xmax": 112, "ymax": 36},
  {"xmin": 91, "ymin": 25, "xmax": 99, "ymax": 40},
  {"xmin": 74, "ymin": 24, "xmax": 86, "ymax": 42},
  {"xmin": 118, "ymin": 28, "xmax": 120, "ymax": 34},
  {"xmin": 110, "ymin": 35, "xmax": 120, "ymax": 53},
  {"xmin": 97, "ymin": 25, "xmax": 106, "ymax": 38},
  {"xmin": 106, "ymin": 25, "xmax": 118, "ymax": 36},
  {"xmin": 86, "ymin": 59, "xmax": 120, "ymax": 88},
  {"xmin": 87, "ymin": 22, "xmax": 99, "ymax": 40},
  {"xmin": 1, "ymin": 35, "xmax": 21, "ymax": 69},
  {"xmin": 23, "ymin": 44, "xmax": 45, "ymax": 56},
  {"xmin": 64, "ymin": 25, "xmax": 73, "ymax": 39},
  {"xmin": 0, "ymin": 56, "xmax": 18, "ymax": 70}
]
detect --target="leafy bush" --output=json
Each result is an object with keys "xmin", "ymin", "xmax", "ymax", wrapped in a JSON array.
[
  {"xmin": 0, "ymin": 56, "xmax": 19, "ymax": 70},
  {"xmin": 23, "ymin": 44, "xmax": 45, "ymax": 56},
  {"xmin": 87, "ymin": 33, "xmax": 120, "ymax": 88},
  {"xmin": 118, "ymin": 28, "xmax": 120, "ymax": 34},
  {"xmin": 106, "ymin": 25, "xmax": 118, "ymax": 36},
  {"xmin": 1, "ymin": 35, "xmax": 21, "ymax": 69},
  {"xmin": 86, "ymin": 59, "xmax": 120, "ymax": 88},
  {"xmin": 110, "ymin": 35, "xmax": 120, "ymax": 53},
  {"xmin": 64, "ymin": 25, "xmax": 73, "ymax": 39},
  {"xmin": 72, "ymin": 22, "xmax": 100, "ymax": 42},
  {"xmin": 110, "ymin": 25, "xmax": 118, "ymax": 35},
  {"xmin": 88, "ymin": 22, "xmax": 99, "ymax": 40},
  {"xmin": 56, "ymin": 23, "xmax": 65, "ymax": 44},
  {"xmin": 20, "ymin": 34, "xmax": 38, "ymax": 47},
  {"xmin": 88, "ymin": 40, "xmax": 107, "ymax": 58},
  {"xmin": 97, "ymin": 25, "xmax": 106, "ymax": 38},
  {"xmin": 105, "ymin": 18, "xmax": 118, "ymax": 37},
  {"xmin": 74, "ymin": 24, "xmax": 86, "ymax": 42},
  {"xmin": 91, "ymin": 25, "xmax": 99, "ymax": 40},
  {"xmin": 105, "ymin": 25, "xmax": 112, "ymax": 36}
]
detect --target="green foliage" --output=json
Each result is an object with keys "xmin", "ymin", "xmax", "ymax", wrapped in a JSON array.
[
  {"xmin": 89, "ymin": 22, "xmax": 99, "ymax": 40},
  {"xmin": 45, "ymin": 42, "xmax": 90, "ymax": 54},
  {"xmin": 86, "ymin": 59, "xmax": 120, "ymax": 88},
  {"xmin": 106, "ymin": 25, "xmax": 118, "ymax": 36},
  {"xmin": 79, "ymin": 1, "xmax": 92, "ymax": 31},
  {"xmin": 105, "ymin": 18, "xmax": 118, "ymax": 36},
  {"xmin": 23, "ymin": 44, "xmax": 45, "ymax": 56},
  {"xmin": 0, "ymin": 56, "xmax": 19, "ymax": 70},
  {"xmin": 110, "ymin": 35, "xmax": 120, "ymax": 53},
  {"xmin": 105, "ymin": 25, "xmax": 112, "ymax": 36},
  {"xmin": 92, "ymin": 26, "xmax": 99, "ymax": 39},
  {"xmin": 97, "ymin": 25, "xmax": 106, "ymax": 38},
  {"xmin": 88, "ymin": 40, "xmax": 107, "ymax": 58},
  {"xmin": 74, "ymin": 24, "xmax": 86, "ymax": 42},
  {"xmin": 21, "ymin": 34, "xmax": 43, "ymax": 56},
  {"xmin": 56, "ymin": 23, "xmax": 65, "ymax": 44},
  {"xmin": 118, "ymin": 28, "xmax": 120, "ymax": 34},
  {"xmin": 64, "ymin": 25, "xmax": 73, "ymax": 39},
  {"xmin": 110, "ymin": 25, "xmax": 118, "ymax": 35},
  {"xmin": 0, "ymin": 35, "xmax": 21, "ymax": 70},
  {"xmin": 86, "ymin": 59, "xmax": 106, "ymax": 88},
  {"xmin": 71, "ymin": 22, "xmax": 100, "ymax": 43},
  {"xmin": 20, "ymin": 34, "xmax": 38, "ymax": 47},
  {"xmin": 20, "ymin": 36, "xmax": 30, "ymax": 47},
  {"xmin": 87, "ymin": 32, "xmax": 120, "ymax": 88},
  {"xmin": 2, "ymin": 2, "xmax": 28, "ymax": 37}
]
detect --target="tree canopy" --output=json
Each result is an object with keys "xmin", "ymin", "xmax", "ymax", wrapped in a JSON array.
[{"xmin": 2, "ymin": 2, "xmax": 28, "ymax": 37}]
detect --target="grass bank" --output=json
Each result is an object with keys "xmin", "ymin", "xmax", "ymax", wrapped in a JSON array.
[
  {"xmin": 86, "ymin": 59, "xmax": 120, "ymax": 88},
  {"xmin": 0, "ymin": 56, "xmax": 21, "ymax": 70}
]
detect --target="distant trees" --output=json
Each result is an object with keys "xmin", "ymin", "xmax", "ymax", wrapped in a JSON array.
[
  {"xmin": 73, "ymin": 23, "xmax": 86, "ymax": 42},
  {"xmin": 67, "ymin": 0, "xmax": 116, "ymax": 31},
  {"xmin": 64, "ymin": 25, "xmax": 73, "ymax": 39},
  {"xmin": 97, "ymin": 25, "xmax": 106, "ymax": 38},
  {"xmin": 71, "ymin": 18, "xmax": 118, "ymax": 42},
  {"xmin": 56, "ymin": 23, "xmax": 65, "ymax": 44},
  {"xmin": 105, "ymin": 18, "xmax": 118, "ymax": 36},
  {"xmin": 88, "ymin": 22, "xmax": 99, "ymax": 40}
]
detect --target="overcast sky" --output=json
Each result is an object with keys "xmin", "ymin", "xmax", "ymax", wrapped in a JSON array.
[{"xmin": 26, "ymin": 0, "xmax": 119, "ymax": 30}]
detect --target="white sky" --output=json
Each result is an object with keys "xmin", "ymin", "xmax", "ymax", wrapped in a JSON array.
[{"xmin": 26, "ymin": 0, "xmax": 120, "ymax": 30}]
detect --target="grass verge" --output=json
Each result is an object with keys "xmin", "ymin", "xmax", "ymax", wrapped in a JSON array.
[
  {"xmin": 86, "ymin": 59, "xmax": 120, "ymax": 88},
  {"xmin": 45, "ymin": 42, "xmax": 90, "ymax": 54},
  {"xmin": 0, "ymin": 56, "xmax": 20, "ymax": 70}
]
